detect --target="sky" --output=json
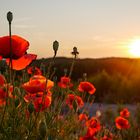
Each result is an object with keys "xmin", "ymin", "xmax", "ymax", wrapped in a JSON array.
[{"xmin": 0, "ymin": 0, "xmax": 140, "ymax": 59}]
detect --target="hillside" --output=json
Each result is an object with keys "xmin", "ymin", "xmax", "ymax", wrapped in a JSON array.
[{"xmin": 33, "ymin": 57, "xmax": 140, "ymax": 80}]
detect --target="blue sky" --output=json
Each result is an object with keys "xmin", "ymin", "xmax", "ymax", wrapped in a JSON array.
[{"xmin": 0, "ymin": 0, "xmax": 140, "ymax": 58}]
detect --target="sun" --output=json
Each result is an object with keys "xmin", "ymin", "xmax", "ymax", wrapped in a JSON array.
[{"xmin": 129, "ymin": 39, "xmax": 140, "ymax": 57}]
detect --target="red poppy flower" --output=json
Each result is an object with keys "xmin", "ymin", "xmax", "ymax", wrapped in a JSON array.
[
  {"xmin": 24, "ymin": 92, "xmax": 43, "ymax": 103},
  {"xmin": 27, "ymin": 66, "xmax": 42, "ymax": 75},
  {"xmin": 66, "ymin": 94, "xmax": 75, "ymax": 109},
  {"xmin": 24, "ymin": 92, "xmax": 51, "ymax": 112},
  {"xmin": 0, "ymin": 74, "xmax": 5, "ymax": 86},
  {"xmin": 115, "ymin": 116, "xmax": 130, "ymax": 129},
  {"xmin": 58, "ymin": 76, "xmax": 73, "ymax": 88},
  {"xmin": 34, "ymin": 94, "xmax": 51, "ymax": 112},
  {"xmin": 0, "ymin": 88, "xmax": 8, "ymax": 106},
  {"xmin": 78, "ymin": 82, "xmax": 96, "ymax": 94},
  {"xmin": 101, "ymin": 134, "xmax": 113, "ymax": 140},
  {"xmin": 86, "ymin": 117, "xmax": 101, "ymax": 136},
  {"xmin": 79, "ymin": 135, "xmax": 98, "ymax": 140},
  {"xmin": 6, "ymin": 54, "xmax": 37, "ymax": 71},
  {"xmin": 0, "ymin": 84, "xmax": 13, "ymax": 106},
  {"xmin": 24, "ymin": 91, "xmax": 52, "ymax": 103},
  {"xmin": 76, "ymin": 95, "xmax": 84, "ymax": 108},
  {"xmin": 120, "ymin": 108, "xmax": 130, "ymax": 118},
  {"xmin": 79, "ymin": 113, "xmax": 88, "ymax": 121},
  {"xmin": 0, "ymin": 35, "xmax": 29, "ymax": 59},
  {"xmin": 66, "ymin": 94, "xmax": 84, "ymax": 109},
  {"xmin": 22, "ymin": 75, "xmax": 54, "ymax": 93}
]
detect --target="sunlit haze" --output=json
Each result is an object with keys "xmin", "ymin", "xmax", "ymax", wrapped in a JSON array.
[{"xmin": 0, "ymin": 0, "xmax": 140, "ymax": 58}]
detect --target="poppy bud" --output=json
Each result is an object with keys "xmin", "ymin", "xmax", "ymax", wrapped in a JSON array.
[
  {"xmin": 53, "ymin": 76, "xmax": 57, "ymax": 82},
  {"xmin": 28, "ymin": 102, "xmax": 34, "ymax": 114},
  {"xmin": 64, "ymin": 68, "xmax": 68, "ymax": 75},
  {"xmin": 7, "ymin": 11, "xmax": 13, "ymax": 24},
  {"xmin": 53, "ymin": 40, "xmax": 59, "ymax": 54},
  {"xmin": 15, "ymin": 98, "xmax": 20, "ymax": 108},
  {"xmin": 39, "ymin": 120, "xmax": 46, "ymax": 138},
  {"xmin": 83, "ymin": 73, "xmax": 87, "ymax": 81}
]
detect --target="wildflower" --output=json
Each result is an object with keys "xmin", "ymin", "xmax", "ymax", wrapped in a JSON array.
[
  {"xmin": 0, "ymin": 84, "xmax": 13, "ymax": 106},
  {"xmin": 58, "ymin": 76, "xmax": 73, "ymax": 88},
  {"xmin": 34, "ymin": 95, "xmax": 51, "ymax": 112},
  {"xmin": 79, "ymin": 113, "xmax": 88, "ymax": 121},
  {"xmin": 86, "ymin": 117, "xmax": 101, "ymax": 136},
  {"xmin": 120, "ymin": 108, "xmax": 130, "ymax": 118},
  {"xmin": 0, "ymin": 74, "xmax": 5, "ymax": 86},
  {"xmin": 0, "ymin": 88, "xmax": 8, "ymax": 105},
  {"xmin": 78, "ymin": 81, "xmax": 96, "ymax": 95},
  {"xmin": 0, "ymin": 35, "xmax": 37, "ymax": 70},
  {"xmin": 66, "ymin": 94, "xmax": 84, "ymax": 109},
  {"xmin": 101, "ymin": 134, "xmax": 113, "ymax": 140},
  {"xmin": 6, "ymin": 54, "xmax": 37, "ymax": 70},
  {"xmin": 22, "ymin": 75, "xmax": 54, "ymax": 93},
  {"xmin": 27, "ymin": 66, "xmax": 42, "ymax": 75},
  {"xmin": 24, "ymin": 91, "xmax": 52, "ymax": 103},
  {"xmin": 24, "ymin": 92, "xmax": 52, "ymax": 112},
  {"xmin": 115, "ymin": 116, "xmax": 130, "ymax": 129},
  {"xmin": 0, "ymin": 76, "xmax": 7, "ymax": 105},
  {"xmin": 79, "ymin": 135, "xmax": 98, "ymax": 140},
  {"xmin": 0, "ymin": 74, "xmax": 14, "ymax": 105},
  {"xmin": 76, "ymin": 95, "xmax": 84, "ymax": 108},
  {"xmin": 0, "ymin": 35, "xmax": 29, "ymax": 59}
]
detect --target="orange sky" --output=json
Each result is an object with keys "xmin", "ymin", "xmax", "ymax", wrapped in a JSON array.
[{"xmin": 0, "ymin": 0, "xmax": 140, "ymax": 58}]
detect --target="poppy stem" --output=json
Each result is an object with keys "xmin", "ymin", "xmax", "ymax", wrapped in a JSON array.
[
  {"xmin": 7, "ymin": 11, "xmax": 13, "ymax": 83},
  {"xmin": 8, "ymin": 21, "xmax": 13, "ymax": 83},
  {"xmin": 7, "ymin": 11, "xmax": 16, "ymax": 137},
  {"xmin": 69, "ymin": 54, "xmax": 76, "ymax": 78}
]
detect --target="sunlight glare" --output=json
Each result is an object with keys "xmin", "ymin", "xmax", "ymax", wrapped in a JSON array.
[{"xmin": 129, "ymin": 39, "xmax": 140, "ymax": 57}]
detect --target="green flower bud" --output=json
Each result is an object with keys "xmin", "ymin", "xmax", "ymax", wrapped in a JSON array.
[
  {"xmin": 15, "ymin": 98, "xmax": 20, "ymax": 108},
  {"xmin": 7, "ymin": 11, "xmax": 13, "ymax": 24},
  {"xmin": 39, "ymin": 120, "xmax": 46, "ymax": 138},
  {"xmin": 28, "ymin": 102, "xmax": 34, "ymax": 114}
]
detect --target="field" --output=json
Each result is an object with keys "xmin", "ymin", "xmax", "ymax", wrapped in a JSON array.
[{"xmin": 1, "ymin": 11, "xmax": 140, "ymax": 140}]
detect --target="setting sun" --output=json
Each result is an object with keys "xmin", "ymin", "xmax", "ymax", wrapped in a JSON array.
[{"xmin": 129, "ymin": 39, "xmax": 140, "ymax": 57}]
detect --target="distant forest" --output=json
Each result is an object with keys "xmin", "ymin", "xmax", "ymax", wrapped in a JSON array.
[{"xmin": 1, "ymin": 57, "xmax": 140, "ymax": 104}]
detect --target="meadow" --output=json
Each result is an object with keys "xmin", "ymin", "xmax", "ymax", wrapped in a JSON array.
[{"xmin": 1, "ymin": 11, "xmax": 140, "ymax": 140}]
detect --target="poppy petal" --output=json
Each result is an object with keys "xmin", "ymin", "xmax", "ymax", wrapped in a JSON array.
[
  {"xmin": 0, "ymin": 35, "xmax": 29, "ymax": 59},
  {"xmin": 6, "ymin": 54, "xmax": 37, "ymax": 70},
  {"xmin": 0, "ymin": 74, "xmax": 6, "ymax": 86},
  {"xmin": 0, "ymin": 56, "xmax": 2, "ymax": 60}
]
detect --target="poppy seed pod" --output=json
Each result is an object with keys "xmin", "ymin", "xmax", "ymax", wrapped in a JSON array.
[
  {"xmin": 28, "ymin": 102, "xmax": 34, "ymax": 114},
  {"xmin": 53, "ymin": 40, "xmax": 59, "ymax": 53},
  {"xmin": 71, "ymin": 47, "xmax": 79, "ymax": 56},
  {"xmin": 7, "ymin": 11, "xmax": 13, "ymax": 24},
  {"xmin": 15, "ymin": 98, "xmax": 20, "ymax": 108},
  {"xmin": 39, "ymin": 120, "xmax": 47, "ymax": 138}
]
